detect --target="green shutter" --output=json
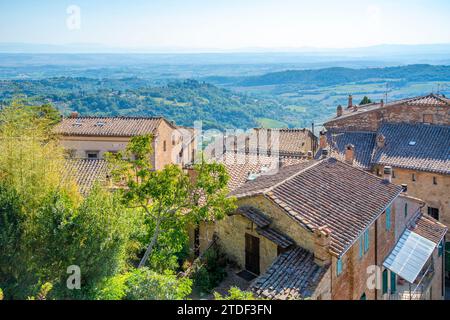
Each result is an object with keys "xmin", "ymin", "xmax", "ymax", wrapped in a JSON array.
[
  {"xmin": 364, "ymin": 230, "xmax": 370, "ymax": 252},
  {"xmin": 359, "ymin": 236, "xmax": 363, "ymax": 258},
  {"xmin": 386, "ymin": 206, "xmax": 391, "ymax": 230},
  {"xmin": 390, "ymin": 271, "xmax": 396, "ymax": 294},
  {"xmin": 438, "ymin": 241, "xmax": 443, "ymax": 257},
  {"xmin": 337, "ymin": 258, "xmax": 343, "ymax": 276},
  {"xmin": 382, "ymin": 269, "xmax": 388, "ymax": 294}
]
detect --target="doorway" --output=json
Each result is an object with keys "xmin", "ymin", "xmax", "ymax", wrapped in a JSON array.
[{"xmin": 245, "ymin": 233, "xmax": 260, "ymax": 275}]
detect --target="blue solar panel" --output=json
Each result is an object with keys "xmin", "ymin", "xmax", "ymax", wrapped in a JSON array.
[{"xmin": 383, "ymin": 229, "xmax": 436, "ymax": 283}]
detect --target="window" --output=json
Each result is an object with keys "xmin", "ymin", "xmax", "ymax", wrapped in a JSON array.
[
  {"xmin": 364, "ymin": 229, "xmax": 370, "ymax": 253},
  {"xmin": 412, "ymin": 173, "xmax": 416, "ymax": 182},
  {"xmin": 336, "ymin": 258, "xmax": 343, "ymax": 276},
  {"xmin": 382, "ymin": 269, "xmax": 388, "ymax": 294},
  {"xmin": 433, "ymin": 177, "xmax": 437, "ymax": 185},
  {"xmin": 390, "ymin": 272, "xmax": 397, "ymax": 294},
  {"xmin": 163, "ymin": 140, "xmax": 167, "ymax": 152},
  {"xmin": 404, "ymin": 203, "xmax": 408, "ymax": 218},
  {"xmin": 392, "ymin": 170, "xmax": 395, "ymax": 179},
  {"xmin": 385, "ymin": 206, "xmax": 391, "ymax": 231},
  {"xmin": 423, "ymin": 114, "xmax": 434, "ymax": 124},
  {"xmin": 86, "ymin": 151, "xmax": 99, "ymax": 159},
  {"xmin": 428, "ymin": 207, "xmax": 439, "ymax": 221},
  {"xmin": 359, "ymin": 236, "xmax": 364, "ymax": 259}
]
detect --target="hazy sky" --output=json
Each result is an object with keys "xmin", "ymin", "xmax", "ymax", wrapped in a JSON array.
[{"xmin": 1, "ymin": 0, "xmax": 450, "ymax": 50}]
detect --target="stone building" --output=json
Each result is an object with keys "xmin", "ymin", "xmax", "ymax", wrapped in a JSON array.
[
  {"xmin": 205, "ymin": 128, "xmax": 317, "ymax": 162},
  {"xmin": 319, "ymin": 93, "xmax": 450, "ymax": 277},
  {"xmin": 325, "ymin": 93, "xmax": 450, "ymax": 132},
  {"xmin": 53, "ymin": 114, "xmax": 196, "ymax": 170},
  {"xmin": 214, "ymin": 157, "xmax": 446, "ymax": 300}
]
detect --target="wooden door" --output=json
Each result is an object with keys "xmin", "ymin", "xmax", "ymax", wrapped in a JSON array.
[{"xmin": 245, "ymin": 233, "xmax": 260, "ymax": 275}]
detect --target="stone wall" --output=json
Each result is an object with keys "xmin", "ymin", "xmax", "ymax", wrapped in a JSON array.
[
  {"xmin": 216, "ymin": 214, "xmax": 278, "ymax": 274},
  {"xmin": 377, "ymin": 166, "xmax": 450, "ymax": 232},
  {"xmin": 325, "ymin": 104, "xmax": 449, "ymax": 132}
]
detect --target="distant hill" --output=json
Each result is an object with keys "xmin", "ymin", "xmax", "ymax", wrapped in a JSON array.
[
  {"xmin": 0, "ymin": 78, "xmax": 293, "ymax": 130},
  {"xmin": 237, "ymin": 64, "xmax": 450, "ymax": 87}
]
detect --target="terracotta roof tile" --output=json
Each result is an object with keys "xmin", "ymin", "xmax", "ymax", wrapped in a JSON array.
[
  {"xmin": 54, "ymin": 116, "xmax": 166, "ymax": 137},
  {"xmin": 251, "ymin": 247, "xmax": 329, "ymax": 300},
  {"xmin": 215, "ymin": 152, "xmax": 309, "ymax": 192},
  {"xmin": 410, "ymin": 214, "xmax": 447, "ymax": 245},
  {"xmin": 237, "ymin": 206, "xmax": 271, "ymax": 228},
  {"xmin": 372, "ymin": 122, "xmax": 450, "ymax": 174},
  {"xmin": 212, "ymin": 128, "xmax": 315, "ymax": 157},
  {"xmin": 256, "ymin": 227, "xmax": 294, "ymax": 249},
  {"xmin": 232, "ymin": 158, "xmax": 403, "ymax": 256},
  {"xmin": 316, "ymin": 131, "xmax": 376, "ymax": 170},
  {"xmin": 66, "ymin": 159, "xmax": 109, "ymax": 195}
]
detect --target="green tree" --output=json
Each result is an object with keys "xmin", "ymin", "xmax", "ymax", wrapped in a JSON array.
[
  {"xmin": 0, "ymin": 102, "xmax": 140, "ymax": 299},
  {"xmin": 359, "ymin": 96, "xmax": 372, "ymax": 105},
  {"xmin": 214, "ymin": 287, "xmax": 256, "ymax": 300},
  {"xmin": 95, "ymin": 268, "xmax": 192, "ymax": 300},
  {"xmin": 107, "ymin": 136, "xmax": 236, "ymax": 270}
]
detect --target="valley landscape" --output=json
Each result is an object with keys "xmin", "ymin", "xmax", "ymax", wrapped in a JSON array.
[{"xmin": 1, "ymin": 49, "xmax": 450, "ymax": 130}]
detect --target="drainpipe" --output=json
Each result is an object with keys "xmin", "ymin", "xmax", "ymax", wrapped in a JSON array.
[{"xmin": 375, "ymin": 220, "xmax": 378, "ymax": 300}]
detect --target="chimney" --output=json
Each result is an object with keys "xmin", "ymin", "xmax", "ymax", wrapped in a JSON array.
[
  {"xmin": 314, "ymin": 226, "xmax": 332, "ymax": 267},
  {"xmin": 307, "ymin": 150, "xmax": 313, "ymax": 160},
  {"xmin": 319, "ymin": 131, "xmax": 327, "ymax": 149},
  {"xmin": 376, "ymin": 134, "xmax": 385, "ymax": 148},
  {"xmin": 380, "ymin": 99, "xmax": 384, "ymax": 107},
  {"xmin": 348, "ymin": 95, "xmax": 353, "ymax": 109},
  {"xmin": 70, "ymin": 111, "xmax": 79, "ymax": 118},
  {"xmin": 336, "ymin": 105, "xmax": 343, "ymax": 117},
  {"xmin": 345, "ymin": 144, "xmax": 355, "ymax": 165},
  {"xmin": 383, "ymin": 166, "xmax": 392, "ymax": 183},
  {"xmin": 401, "ymin": 184, "xmax": 408, "ymax": 193}
]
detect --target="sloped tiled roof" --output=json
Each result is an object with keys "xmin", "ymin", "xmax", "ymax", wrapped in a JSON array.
[
  {"xmin": 215, "ymin": 152, "xmax": 309, "ymax": 192},
  {"xmin": 66, "ymin": 159, "xmax": 110, "ymax": 195},
  {"xmin": 54, "ymin": 116, "xmax": 168, "ymax": 137},
  {"xmin": 405, "ymin": 94, "xmax": 450, "ymax": 106},
  {"xmin": 316, "ymin": 131, "xmax": 376, "ymax": 170},
  {"xmin": 236, "ymin": 206, "xmax": 294, "ymax": 249},
  {"xmin": 218, "ymin": 128, "xmax": 315, "ymax": 157},
  {"xmin": 326, "ymin": 93, "xmax": 450, "ymax": 122},
  {"xmin": 237, "ymin": 206, "xmax": 271, "ymax": 228},
  {"xmin": 372, "ymin": 122, "xmax": 450, "ymax": 174},
  {"xmin": 232, "ymin": 158, "xmax": 403, "ymax": 256},
  {"xmin": 229, "ymin": 161, "xmax": 317, "ymax": 198},
  {"xmin": 410, "ymin": 214, "xmax": 448, "ymax": 245},
  {"xmin": 251, "ymin": 247, "xmax": 329, "ymax": 300}
]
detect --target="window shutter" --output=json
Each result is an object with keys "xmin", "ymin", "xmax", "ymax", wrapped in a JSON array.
[
  {"xmin": 386, "ymin": 206, "xmax": 391, "ymax": 231},
  {"xmin": 364, "ymin": 230, "xmax": 370, "ymax": 253},
  {"xmin": 390, "ymin": 271, "xmax": 397, "ymax": 294},
  {"xmin": 359, "ymin": 236, "xmax": 363, "ymax": 258},
  {"xmin": 337, "ymin": 258, "xmax": 343, "ymax": 276},
  {"xmin": 382, "ymin": 269, "xmax": 388, "ymax": 294}
]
